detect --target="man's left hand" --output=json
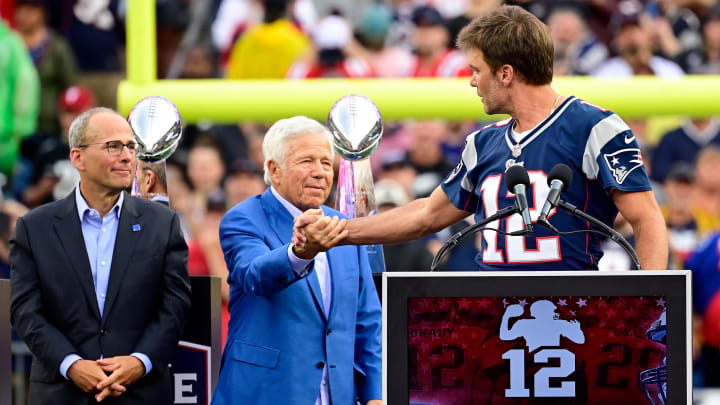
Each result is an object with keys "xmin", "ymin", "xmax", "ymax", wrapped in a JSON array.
[
  {"xmin": 367, "ymin": 400, "xmax": 382, "ymax": 405},
  {"xmin": 94, "ymin": 356, "xmax": 146, "ymax": 401}
]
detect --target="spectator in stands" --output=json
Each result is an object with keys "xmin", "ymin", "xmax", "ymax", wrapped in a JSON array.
[
  {"xmin": 406, "ymin": 5, "xmax": 470, "ymax": 77},
  {"xmin": 14, "ymin": 0, "xmax": 76, "ymax": 135},
  {"xmin": 21, "ymin": 85, "xmax": 94, "ymax": 208},
  {"xmin": 355, "ymin": 2, "xmax": 414, "ymax": 78},
  {"xmin": 447, "ymin": 0, "xmax": 502, "ymax": 47},
  {"xmin": 651, "ymin": 117, "xmax": 720, "ymax": 183},
  {"xmin": 226, "ymin": 0, "xmax": 311, "ymax": 79},
  {"xmin": 287, "ymin": 14, "xmax": 374, "ymax": 78},
  {"xmin": 224, "ymin": 158, "xmax": 266, "ymax": 209},
  {"xmin": 185, "ymin": 140, "xmax": 226, "ymax": 234},
  {"xmin": 691, "ymin": 4, "xmax": 720, "ymax": 74},
  {"xmin": 693, "ymin": 146, "xmax": 720, "ymax": 232},
  {"xmin": 406, "ymin": 121, "xmax": 455, "ymax": 182},
  {"xmin": 686, "ymin": 231, "xmax": 720, "ymax": 386},
  {"xmin": 547, "ymin": 7, "xmax": 609, "ymax": 76},
  {"xmin": 0, "ymin": 211, "xmax": 10, "ymax": 278},
  {"xmin": 187, "ymin": 189, "xmax": 231, "ymax": 346},
  {"xmin": 375, "ymin": 179, "xmax": 433, "ymax": 271},
  {"xmin": 661, "ymin": 163, "xmax": 701, "ymax": 269},
  {"xmin": 0, "ymin": 199, "xmax": 29, "ymax": 278},
  {"xmin": 592, "ymin": 0, "xmax": 685, "ymax": 77},
  {"xmin": 376, "ymin": 150, "xmax": 417, "ymax": 200},
  {"xmin": 136, "ymin": 161, "xmax": 169, "ymax": 206},
  {"xmin": 45, "ymin": 0, "xmax": 124, "ymax": 108},
  {"xmin": 0, "ymin": 19, "xmax": 39, "ymax": 179},
  {"xmin": 651, "ymin": 0, "xmax": 705, "ymax": 72}
]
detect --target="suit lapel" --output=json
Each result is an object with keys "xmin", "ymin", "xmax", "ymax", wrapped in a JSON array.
[
  {"xmin": 53, "ymin": 191, "xmax": 101, "ymax": 321},
  {"xmin": 261, "ymin": 190, "xmax": 327, "ymax": 320},
  {"xmin": 260, "ymin": 190, "xmax": 294, "ymax": 244},
  {"xmin": 322, "ymin": 206, "xmax": 338, "ymax": 323},
  {"xmin": 101, "ymin": 192, "xmax": 141, "ymax": 326}
]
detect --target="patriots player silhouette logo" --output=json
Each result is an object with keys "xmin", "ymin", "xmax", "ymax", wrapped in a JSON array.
[{"xmin": 603, "ymin": 148, "xmax": 644, "ymax": 184}]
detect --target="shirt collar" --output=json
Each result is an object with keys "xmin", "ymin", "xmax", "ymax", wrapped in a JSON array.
[
  {"xmin": 270, "ymin": 186, "xmax": 306, "ymax": 219},
  {"xmin": 75, "ymin": 184, "xmax": 124, "ymax": 221}
]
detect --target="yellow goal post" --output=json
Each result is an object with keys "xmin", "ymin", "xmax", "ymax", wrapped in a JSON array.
[{"xmin": 119, "ymin": 0, "xmax": 720, "ymax": 124}]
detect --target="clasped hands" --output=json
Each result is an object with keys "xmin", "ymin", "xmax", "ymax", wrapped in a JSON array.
[
  {"xmin": 292, "ymin": 209, "xmax": 348, "ymax": 259},
  {"xmin": 67, "ymin": 355, "xmax": 145, "ymax": 402}
]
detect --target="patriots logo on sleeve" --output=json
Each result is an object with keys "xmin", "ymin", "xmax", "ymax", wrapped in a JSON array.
[
  {"xmin": 445, "ymin": 160, "xmax": 464, "ymax": 184},
  {"xmin": 603, "ymin": 148, "xmax": 644, "ymax": 184}
]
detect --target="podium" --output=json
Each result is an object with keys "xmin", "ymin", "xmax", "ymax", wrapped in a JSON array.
[
  {"xmin": 1, "ymin": 279, "xmax": 9, "ymax": 405},
  {"xmin": 171, "ymin": 276, "xmax": 223, "ymax": 404},
  {"xmin": 382, "ymin": 271, "xmax": 691, "ymax": 405}
]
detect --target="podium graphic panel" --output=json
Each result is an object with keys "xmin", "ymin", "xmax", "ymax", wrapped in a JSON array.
[{"xmin": 383, "ymin": 271, "xmax": 690, "ymax": 405}]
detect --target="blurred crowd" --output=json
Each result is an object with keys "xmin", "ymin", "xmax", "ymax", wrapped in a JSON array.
[{"xmin": 2, "ymin": 0, "xmax": 720, "ymax": 387}]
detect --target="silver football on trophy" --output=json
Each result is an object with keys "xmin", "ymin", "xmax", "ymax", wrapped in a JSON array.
[
  {"xmin": 128, "ymin": 96, "xmax": 182, "ymax": 163},
  {"xmin": 328, "ymin": 94, "xmax": 383, "ymax": 160}
]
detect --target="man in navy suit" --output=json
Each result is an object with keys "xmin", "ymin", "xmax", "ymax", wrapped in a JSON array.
[
  {"xmin": 10, "ymin": 107, "xmax": 191, "ymax": 404},
  {"xmin": 212, "ymin": 116, "xmax": 382, "ymax": 405}
]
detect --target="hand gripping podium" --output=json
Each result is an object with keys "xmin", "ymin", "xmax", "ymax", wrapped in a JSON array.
[{"xmin": 382, "ymin": 271, "xmax": 691, "ymax": 405}]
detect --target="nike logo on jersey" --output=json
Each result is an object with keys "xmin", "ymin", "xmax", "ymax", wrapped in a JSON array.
[{"xmin": 624, "ymin": 134, "xmax": 636, "ymax": 144}]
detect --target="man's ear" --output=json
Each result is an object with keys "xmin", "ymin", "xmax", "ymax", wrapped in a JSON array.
[
  {"xmin": 146, "ymin": 170, "xmax": 157, "ymax": 189},
  {"xmin": 267, "ymin": 159, "xmax": 280, "ymax": 181},
  {"xmin": 498, "ymin": 64, "xmax": 514, "ymax": 86},
  {"xmin": 70, "ymin": 148, "xmax": 84, "ymax": 172}
]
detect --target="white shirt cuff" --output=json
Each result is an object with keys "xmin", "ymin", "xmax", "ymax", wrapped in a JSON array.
[
  {"xmin": 288, "ymin": 244, "xmax": 313, "ymax": 276},
  {"xmin": 131, "ymin": 352, "xmax": 152, "ymax": 376},
  {"xmin": 60, "ymin": 354, "xmax": 83, "ymax": 379}
]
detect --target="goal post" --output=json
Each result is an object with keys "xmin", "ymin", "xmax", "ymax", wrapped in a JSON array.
[{"xmin": 120, "ymin": 0, "xmax": 720, "ymax": 124}]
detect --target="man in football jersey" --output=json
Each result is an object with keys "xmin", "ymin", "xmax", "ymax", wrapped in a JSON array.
[{"xmin": 295, "ymin": 5, "xmax": 667, "ymax": 271}]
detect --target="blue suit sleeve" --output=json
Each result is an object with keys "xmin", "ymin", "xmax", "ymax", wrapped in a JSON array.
[
  {"xmin": 353, "ymin": 245, "xmax": 383, "ymax": 402},
  {"xmin": 219, "ymin": 205, "xmax": 312, "ymax": 296}
]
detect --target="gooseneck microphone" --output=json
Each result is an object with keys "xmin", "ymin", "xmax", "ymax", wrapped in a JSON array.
[
  {"xmin": 537, "ymin": 163, "xmax": 573, "ymax": 223},
  {"xmin": 505, "ymin": 165, "xmax": 534, "ymax": 234}
]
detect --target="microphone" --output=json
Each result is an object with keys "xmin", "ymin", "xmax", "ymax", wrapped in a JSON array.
[
  {"xmin": 538, "ymin": 164, "xmax": 574, "ymax": 223},
  {"xmin": 505, "ymin": 165, "xmax": 533, "ymax": 234}
]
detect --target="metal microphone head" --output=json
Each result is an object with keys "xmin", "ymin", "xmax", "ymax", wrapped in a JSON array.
[
  {"xmin": 505, "ymin": 164, "xmax": 530, "ymax": 192},
  {"xmin": 547, "ymin": 163, "xmax": 573, "ymax": 191}
]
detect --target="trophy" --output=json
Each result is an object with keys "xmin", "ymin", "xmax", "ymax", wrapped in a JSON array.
[
  {"xmin": 127, "ymin": 96, "xmax": 183, "ymax": 204},
  {"xmin": 328, "ymin": 94, "xmax": 385, "ymax": 273}
]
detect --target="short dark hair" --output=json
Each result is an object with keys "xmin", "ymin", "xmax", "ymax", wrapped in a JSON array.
[{"xmin": 456, "ymin": 5, "xmax": 554, "ymax": 85}]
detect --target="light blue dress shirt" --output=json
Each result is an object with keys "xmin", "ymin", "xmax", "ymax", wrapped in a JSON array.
[
  {"xmin": 59, "ymin": 187, "xmax": 152, "ymax": 379},
  {"xmin": 270, "ymin": 187, "xmax": 332, "ymax": 405}
]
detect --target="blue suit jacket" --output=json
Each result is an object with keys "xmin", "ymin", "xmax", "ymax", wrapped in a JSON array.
[{"xmin": 211, "ymin": 189, "xmax": 382, "ymax": 405}]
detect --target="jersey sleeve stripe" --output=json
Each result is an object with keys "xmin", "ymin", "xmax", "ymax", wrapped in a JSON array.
[
  {"xmin": 581, "ymin": 114, "xmax": 631, "ymax": 179},
  {"xmin": 460, "ymin": 131, "xmax": 480, "ymax": 192}
]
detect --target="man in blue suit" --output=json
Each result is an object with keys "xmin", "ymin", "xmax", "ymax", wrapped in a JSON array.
[{"xmin": 212, "ymin": 116, "xmax": 382, "ymax": 405}]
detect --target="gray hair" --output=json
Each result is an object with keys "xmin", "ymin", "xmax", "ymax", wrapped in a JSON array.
[
  {"xmin": 68, "ymin": 107, "xmax": 121, "ymax": 148},
  {"xmin": 262, "ymin": 116, "xmax": 333, "ymax": 185}
]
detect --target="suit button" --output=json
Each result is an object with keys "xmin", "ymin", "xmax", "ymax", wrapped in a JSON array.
[
  {"xmin": 316, "ymin": 361, "xmax": 325, "ymax": 369},
  {"xmin": 326, "ymin": 329, "xmax": 332, "ymax": 335},
  {"xmin": 100, "ymin": 329, "xmax": 108, "ymax": 336},
  {"xmin": 278, "ymin": 276, "xmax": 288, "ymax": 283}
]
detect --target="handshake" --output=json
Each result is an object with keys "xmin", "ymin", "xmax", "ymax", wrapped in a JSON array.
[{"xmin": 292, "ymin": 209, "xmax": 349, "ymax": 260}]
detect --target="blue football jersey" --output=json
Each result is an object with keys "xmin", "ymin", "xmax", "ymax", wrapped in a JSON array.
[{"xmin": 441, "ymin": 96, "xmax": 651, "ymax": 270}]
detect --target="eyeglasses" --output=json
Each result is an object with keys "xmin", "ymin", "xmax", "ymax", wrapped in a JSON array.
[{"xmin": 78, "ymin": 141, "xmax": 138, "ymax": 156}]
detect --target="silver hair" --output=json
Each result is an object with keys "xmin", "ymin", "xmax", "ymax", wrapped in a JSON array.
[
  {"xmin": 262, "ymin": 116, "xmax": 334, "ymax": 185},
  {"xmin": 68, "ymin": 107, "xmax": 122, "ymax": 148}
]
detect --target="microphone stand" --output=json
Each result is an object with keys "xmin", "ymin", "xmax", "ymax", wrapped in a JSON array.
[
  {"xmin": 431, "ymin": 205, "xmax": 522, "ymax": 271},
  {"xmin": 538, "ymin": 199, "xmax": 642, "ymax": 270}
]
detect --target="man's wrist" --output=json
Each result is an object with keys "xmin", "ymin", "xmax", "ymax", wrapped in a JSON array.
[
  {"xmin": 291, "ymin": 243, "xmax": 316, "ymax": 261},
  {"xmin": 60, "ymin": 354, "xmax": 83, "ymax": 379}
]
